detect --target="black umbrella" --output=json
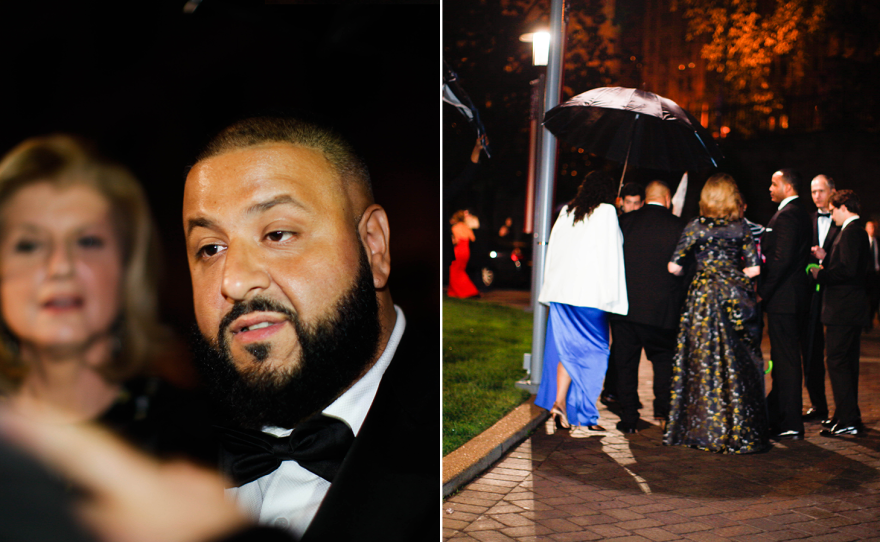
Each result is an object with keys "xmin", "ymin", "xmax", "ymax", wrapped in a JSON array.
[{"xmin": 542, "ymin": 87, "xmax": 722, "ymax": 175}]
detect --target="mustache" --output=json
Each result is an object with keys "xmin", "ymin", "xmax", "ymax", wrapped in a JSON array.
[{"xmin": 218, "ymin": 296, "xmax": 297, "ymax": 339}]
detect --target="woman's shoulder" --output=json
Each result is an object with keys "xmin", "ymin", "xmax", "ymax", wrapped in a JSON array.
[{"xmin": 589, "ymin": 203, "xmax": 619, "ymax": 222}]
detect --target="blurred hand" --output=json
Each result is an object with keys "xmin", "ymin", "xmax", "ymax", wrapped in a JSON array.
[
  {"xmin": 811, "ymin": 265, "xmax": 822, "ymax": 279},
  {"xmin": 0, "ymin": 409, "xmax": 250, "ymax": 542},
  {"xmin": 470, "ymin": 136, "xmax": 487, "ymax": 163},
  {"xmin": 811, "ymin": 245, "xmax": 826, "ymax": 260}
]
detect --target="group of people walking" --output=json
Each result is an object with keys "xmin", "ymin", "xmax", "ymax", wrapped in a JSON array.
[{"xmin": 535, "ymin": 168, "xmax": 870, "ymax": 453}]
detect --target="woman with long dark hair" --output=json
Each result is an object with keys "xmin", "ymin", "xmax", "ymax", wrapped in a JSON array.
[{"xmin": 535, "ymin": 171, "xmax": 628, "ymax": 437}]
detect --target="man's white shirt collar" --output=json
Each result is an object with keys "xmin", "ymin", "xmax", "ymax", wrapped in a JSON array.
[
  {"xmin": 777, "ymin": 195, "xmax": 798, "ymax": 211},
  {"xmin": 262, "ymin": 305, "xmax": 405, "ymax": 438},
  {"xmin": 842, "ymin": 215, "xmax": 860, "ymax": 230},
  {"xmin": 229, "ymin": 306, "xmax": 406, "ymax": 538}
]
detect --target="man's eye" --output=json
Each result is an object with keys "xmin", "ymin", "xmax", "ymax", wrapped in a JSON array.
[
  {"xmin": 266, "ymin": 231, "xmax": 294, "ymax": 242},
  {"xmin": 196, "ymin": 244, "xmax": 225, "ymax": 258}
]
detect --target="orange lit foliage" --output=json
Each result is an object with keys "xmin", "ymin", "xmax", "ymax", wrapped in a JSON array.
[{"xmin": 675, "ymin": 0, "xmax": 828, "ymax": 136}]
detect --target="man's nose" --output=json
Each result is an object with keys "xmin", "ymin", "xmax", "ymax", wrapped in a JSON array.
[{"xmin": 221, "ymin": 243, "xmax": 270, "ymax": 301}]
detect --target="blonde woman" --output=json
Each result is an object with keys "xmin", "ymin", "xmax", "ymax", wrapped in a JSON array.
[
  {"xmin": 0, "ymin": 135, "xmax": 211, "ymax": 460},
  {"xmin": 665, "ymin": 173, "xmax": 769, "ymax": 453}
]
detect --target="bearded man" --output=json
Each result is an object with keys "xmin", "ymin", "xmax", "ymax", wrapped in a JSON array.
[{"xmin": 182, "ymin": 115, "xmax": 435, "ymax": 540}]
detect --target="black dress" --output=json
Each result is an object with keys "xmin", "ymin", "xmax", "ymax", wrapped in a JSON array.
[
  {"xmin": 664, "ymin": 217, "xmax": 770, "ymax": 454},
  {"xmin": 99, "ymin": 376, "xmax": 219, "ymax": 466}
]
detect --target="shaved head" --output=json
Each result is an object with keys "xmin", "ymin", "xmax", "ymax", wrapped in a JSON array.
[
  {"xmin": 645, "ymin": 180, "xmax": 671, "ymax": 201},
  {"xmin": 195, "ymin": 115, "xmax": 374, "ymax": 220}
]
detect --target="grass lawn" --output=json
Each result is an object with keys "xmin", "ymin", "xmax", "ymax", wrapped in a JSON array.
[{"xmin": 443, "ymin": 297, "xmax": 532, "ymax": 456}]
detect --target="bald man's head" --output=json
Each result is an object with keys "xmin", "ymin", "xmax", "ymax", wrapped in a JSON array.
[{"xmin": 645, "ymin": 180, "xmax": 672, "ymax": 207}]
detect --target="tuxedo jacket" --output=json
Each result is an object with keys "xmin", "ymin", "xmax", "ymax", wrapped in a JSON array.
[
  {"xmin": 612, "ymin": 204, "xmax": 686, "ymax": 329},
  {"xmin": 300, "ymin": 323, "xmax": 437, "ymax": 542},
  {"xmin": 758, "ymin": 197, "xmax": 812, "ymax": 314},
  {"xmin": 817, "ymin": 219, "xmax": 871, "ymax": 327}
]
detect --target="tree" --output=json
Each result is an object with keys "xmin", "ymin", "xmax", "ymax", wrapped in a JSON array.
[
  {"xmin": 674, "ymin": 0, "xmax": 829, "ymax": 136},
  {"xmin": 444, "ymin": 0, "xmax": 634, "ymax": 220}
]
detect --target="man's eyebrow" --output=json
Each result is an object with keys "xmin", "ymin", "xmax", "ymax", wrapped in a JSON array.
[
  {"xmin": 186, "ymin": 216, "xmax": 217, "ymax": 236},
  {"xmin": 246, "ymin": 195, "xmax": 304, "ymax": 215}
]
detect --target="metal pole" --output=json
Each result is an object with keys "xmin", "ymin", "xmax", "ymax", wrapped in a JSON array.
[
  {"xmin": 517, "ymin": 0, "xmax": 567, "ymax": 394},
  {"xmin": 523, "ymin": 75, "xmax": 544, "ymax": 237}
]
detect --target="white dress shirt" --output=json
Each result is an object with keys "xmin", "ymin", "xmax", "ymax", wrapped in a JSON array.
[
  {"xmin": 777, "ymin": 194, "xmax": 799, "ymax": 211},
  {"xmin": 841, "ymin": 215, "xmax": 859, "ymax": 231},
  {"xmin": 817, "ymin": 209, "xmax": 832, "ymax": 249},
  {"xmin": 227, "ymin": 305, "xmax": 406, "ymax": 538}
]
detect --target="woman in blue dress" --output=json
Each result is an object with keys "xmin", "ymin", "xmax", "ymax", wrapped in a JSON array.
[{"xmin": 535, "ymin": 171, "xmax": 628, "ymax": 438}]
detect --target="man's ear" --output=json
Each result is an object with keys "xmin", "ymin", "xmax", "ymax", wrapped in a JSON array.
[{"xmin": 358, "ymin": 204, "xmax": 391, "ymax": 289}]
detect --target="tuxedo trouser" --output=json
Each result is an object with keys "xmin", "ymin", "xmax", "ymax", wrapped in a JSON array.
[
  {"xmin": 824, "ymin": 325, "xmax": 862, "ymax": 426},
  {"xmin": 602, "ymin": 347, "xmax": 619, "ymax": 399},
  {"xmin": 610, "ymin": 320, "xmax": 675, "ymax": 425},
  {"xmin": 767, "ymin": 312, "xmax": 806, "ymax": 433},
  {"xmin": 802, "ymin": 291, "xmax": 828, "ymax": 414}
]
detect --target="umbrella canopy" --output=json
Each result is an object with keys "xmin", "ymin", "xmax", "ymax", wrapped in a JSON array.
[{"xmin": 542, "ymin": 87, "xmax": 723, "ymax": 172}]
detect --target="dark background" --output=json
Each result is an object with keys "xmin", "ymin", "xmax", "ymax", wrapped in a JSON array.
[
  {"xmin": 0, "ymin": 1, "xmax": 440, "ymax": 384},
  {"xmin": 444, "ymin": 1, "xmax": 880, "ymax": 241}
]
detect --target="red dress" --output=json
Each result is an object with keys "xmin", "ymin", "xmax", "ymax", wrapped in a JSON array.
[{"xmin": 448, "ymin": 238, "xmax": 480, "ymax": 298}]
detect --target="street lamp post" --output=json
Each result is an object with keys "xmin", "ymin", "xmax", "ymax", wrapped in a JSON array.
[
  {"xmin": 519, "ymin": 31, "xmax": 549, "ymax": 237},
  {"xmin": 517, "ymin": 0, "xmax": 567, "ymax": 394}
]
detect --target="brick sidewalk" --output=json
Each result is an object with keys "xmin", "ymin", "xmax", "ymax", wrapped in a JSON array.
[{"xmin": 443, "ymin": 330, "xmax": 880, "ymax": 541}]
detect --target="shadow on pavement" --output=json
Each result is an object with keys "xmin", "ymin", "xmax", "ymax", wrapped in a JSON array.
[{"xmin": 530, "ymin": 426, "xmax": 880, "ymax": 502}]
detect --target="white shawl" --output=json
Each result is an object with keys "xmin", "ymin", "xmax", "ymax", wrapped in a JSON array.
[{"xmin": 538, "ymin": 203, "xmax": 628, "ymax": 315}]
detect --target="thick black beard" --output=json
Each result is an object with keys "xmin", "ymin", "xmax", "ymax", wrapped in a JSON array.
[{"xmin": 190, "ymin": 248, "xmax": 381, "ymax": 429}]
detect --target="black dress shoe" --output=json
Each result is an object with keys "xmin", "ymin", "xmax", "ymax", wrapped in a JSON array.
[
  {"xmin": 771, "ymin": 430, "xmax": 804, "ymax": 441},
  {"xmin": 820, "ymin": 423, "xmax": 865, "ymax": 437},
  {"xmin": 802, "ymin": 408, "xmax": 828, "ymax": 422},
  {"xmin": 616, "ymin": 421, "xmax": 638, "ymax": 434},
  {"xmin": 821, "ymin": 418, "xmax": 837, "ymax": 429},
  {"xmin": 599, "ymin": 393, "xmax": 617, "ymax": 407}
]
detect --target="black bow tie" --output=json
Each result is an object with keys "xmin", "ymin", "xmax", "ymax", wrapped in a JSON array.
[
  {"xmin": 216, "ymin": 414, "xmax": 355, "ymax": 487},
  {"xmin": 818, "ymin": 212, "xmax": 831, "ymax": 218}
]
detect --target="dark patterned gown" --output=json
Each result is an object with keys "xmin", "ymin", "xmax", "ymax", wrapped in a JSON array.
[{"xmin": 664, "ymin": 217, "xmax": 770, "ymax": 454}]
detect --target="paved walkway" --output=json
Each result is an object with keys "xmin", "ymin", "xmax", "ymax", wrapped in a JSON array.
[{"xmin": 444, "ymin": 319, "xmax": 880, "ymax": 541}]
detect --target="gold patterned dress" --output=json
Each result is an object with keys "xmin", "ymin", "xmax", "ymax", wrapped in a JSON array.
[{"xmin": 664, "ymin": 217, "xmax": 770, "ymax": 454}]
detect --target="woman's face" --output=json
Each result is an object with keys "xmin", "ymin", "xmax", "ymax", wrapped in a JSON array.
[{"xmin": 0, "ymin": 182, "xmax": 124, "ymax": 352}]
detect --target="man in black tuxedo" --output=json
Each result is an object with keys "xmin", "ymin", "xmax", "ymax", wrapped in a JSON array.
[
  {"xmin": 181, "ymin": 115, "xmax": 435, "ymax": 539},
  {"xmin": 0, "ymin": 116, "xmax": 436, "ymax": 542},
  {"xmin": 759, "ymin": 169, "xmax": 812, "ymax": 440},
  {"xmin": 802, "ymin": 174, "xmax": 840, "ymax": 422},
  {"xmin": 610, "ymin": 181, "xmax": 686, "ymax": 433},
  {"xmin": 602, "ymin": 182, "xmax": 647, "ymax": 407},
  {"xmin": 811, "ymin": 189, "xmax": 870, "ymax": 437}
]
